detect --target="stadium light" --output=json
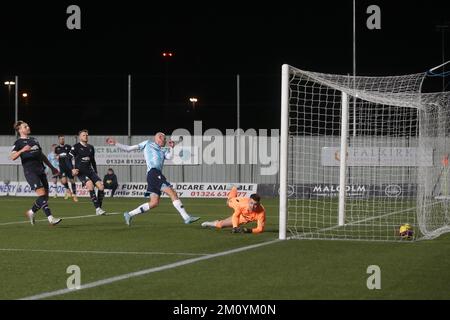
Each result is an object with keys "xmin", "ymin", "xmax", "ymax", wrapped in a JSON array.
[
  {"xmin": 21, "ymin": 92, "xmax": 29, "ymax": 106},
  {"xmin": 162, "ymin": 51, "xmax": 174, "ymax": 106},
  {"xmin": 4, "ymin": 81, "xmax": 16, "ymax": 114},
  {"xmin": 189, "ymin": 97, "xmax": 198, "ymax": 109}
]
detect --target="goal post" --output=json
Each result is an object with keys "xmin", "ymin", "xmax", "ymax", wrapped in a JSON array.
[
  {"xmin": 279, "ymin": 64, "xmax": 450, "ymax": 241},
  {"xmin": 279, "ymin": 64, "xmax": 289, "ymax": 240},
  {"xmin": 338, "ymin": 91, "xmax": 349, "ymax": 227}
]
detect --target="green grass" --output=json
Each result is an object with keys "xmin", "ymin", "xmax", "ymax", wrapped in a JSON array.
[
  {"xmin": 0, "ymin": 196, "xmax": 449, "ymax": 300},
  {"xmin": 288, "ymin": 198, "xmax": 420, "ymax": 240}
]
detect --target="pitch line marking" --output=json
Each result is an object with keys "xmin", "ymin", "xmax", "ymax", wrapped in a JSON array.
[
  {"xmin": 19, "ymin": 238, "xmax": 281, "ymax": 300},
  {"xmin": 0, "ymin": 198, "xmax": 279, "ymax": 208},
  {"xmin": 0, "ymin": 248, "xmax": 208, "ymax": 256},
  {"xmin": 0, "ymin": 212, "xmax": 121, "ymax": 226}
]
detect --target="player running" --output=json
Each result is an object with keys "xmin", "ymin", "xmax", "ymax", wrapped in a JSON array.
[
  {"xmin": 201, "ymin": 186, "xmax": 266, "ymax": 234},
  {"xmin": 106, "ymin": 132, "xmax": 200, "ymax": 226},
  {"xmin": 9, "ymin": 121, "xmax": 62, "ymax": 226},
  {"xmin": 68, "ymin": 129, "xmax": 106, "ymax": 215},
  {"xmin": 55, "ymin": 135, "xmax": 78, "ymax": 202}
]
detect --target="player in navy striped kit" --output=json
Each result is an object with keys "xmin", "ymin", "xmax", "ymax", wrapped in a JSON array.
[{"xmin": 10, "ymin": 121, "xmax": 62, "ymax": 226}]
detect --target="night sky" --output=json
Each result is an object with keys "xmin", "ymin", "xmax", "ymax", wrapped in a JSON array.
[{"xmin": 0, "ymin": 0, "xmax": 449, "ymax": 135}]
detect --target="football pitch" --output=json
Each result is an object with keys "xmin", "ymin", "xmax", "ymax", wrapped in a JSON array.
[{"xmin": 0, "ymin": 197, "xmax": 449, "ymax": 300}]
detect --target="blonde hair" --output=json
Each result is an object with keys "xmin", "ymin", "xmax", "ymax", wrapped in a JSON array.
[
  {"xmin": 154, "ymin": 132, "xmax": 165, "ymax": 140},
  {"xmin": 13, "ymin": 120, "xmax": 26, "ymax": 132}
]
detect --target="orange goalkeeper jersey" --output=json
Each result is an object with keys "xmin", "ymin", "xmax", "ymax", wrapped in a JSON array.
[{"xmin": 229, "ymin": 197, "xmax": 266, "ymax": 233}]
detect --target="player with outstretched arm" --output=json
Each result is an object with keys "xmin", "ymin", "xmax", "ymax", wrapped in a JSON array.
[
  {"xmin": 9, "ymin": 121, "xmax": 62, "ymax": 226},
  {"xmin": 106, "ymin": 132, "xmax": 200, "ymax": 226}
]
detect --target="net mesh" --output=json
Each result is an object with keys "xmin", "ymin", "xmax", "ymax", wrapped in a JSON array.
[{"xmin": 286, "ymin": 66, "xmax": 450, "ymax": 241}]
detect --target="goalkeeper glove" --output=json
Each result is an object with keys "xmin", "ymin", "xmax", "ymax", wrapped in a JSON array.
[
  {"xmin": 231, "ymin": 227, "xmax": 241, "ymax": 233},
  {"xmin": 231, "ymin": 227, "xmax": 252, "ymax": 234}
]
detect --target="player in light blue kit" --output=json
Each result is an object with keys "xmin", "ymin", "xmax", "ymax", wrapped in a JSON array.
[{"xmin": 106, "ymin": 132, "xmax": 200, "ymax": 226}]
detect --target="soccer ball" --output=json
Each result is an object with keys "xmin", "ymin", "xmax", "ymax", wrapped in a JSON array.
[{"xmin": 399, "ymin": 223, "xmax": 414, "ymax": 240}]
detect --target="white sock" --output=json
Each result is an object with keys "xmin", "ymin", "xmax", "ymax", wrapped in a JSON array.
[
  {"xmin": 173, "ymin": 199, "xmax": 189, "ymax": 220},
  {"xmin": 203, "ymin": 221, "xmax": 216, "ymax": 228},
  {"xmin": 129, "ymin": 203, "xmax": 150, "ymax": 216},
  {"xmin": 47, "ymin": 215, "xmax": 54, "ymax": 223}
]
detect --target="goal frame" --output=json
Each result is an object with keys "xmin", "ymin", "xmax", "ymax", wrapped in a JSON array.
[
  {"xmin": 278, "ymin": 63, "xmax": 450, "ymax": 241},
  {"xmin": 279, "ymin": 64, "xmax": 349, "ymax": 240}
]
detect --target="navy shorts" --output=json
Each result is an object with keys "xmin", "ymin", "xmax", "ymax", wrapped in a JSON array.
[
  {"xmin": 77, "ymin": 170, "xmax": 101, "ymax": 186},
  {"xmin": 24, "ymin": 169, "xmax": 49, "ymax": 191},
  {"xmin": 59, "ymin": 164, "xmax": 74, "ymax": 179},
  {"xmin": 146, "ymin": 168, "xmax": 171, "ymax": 197}
]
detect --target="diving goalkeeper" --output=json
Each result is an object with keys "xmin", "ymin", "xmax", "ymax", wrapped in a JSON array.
[{"xmin": 201, "ymin": 186, "xmax": 266, "ymax": 234}]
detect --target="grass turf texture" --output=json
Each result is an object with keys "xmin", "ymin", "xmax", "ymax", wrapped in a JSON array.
[{"xmin": 0, "ymin": 197, "xmax": 449, "ymax": 299}]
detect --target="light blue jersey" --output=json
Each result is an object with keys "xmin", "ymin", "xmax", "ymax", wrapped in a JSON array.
[
  {"xmin": 47, "ymin": 151, "xmax": 60, "ymax": 170},
  {"xmin": 138, "ymin": 141, "xmax": 171, "ymax": 173}
]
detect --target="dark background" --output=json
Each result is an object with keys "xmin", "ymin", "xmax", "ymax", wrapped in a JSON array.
[{"xmin": 0, "ymin": 0, "xmax": 449, "ymax": 135}]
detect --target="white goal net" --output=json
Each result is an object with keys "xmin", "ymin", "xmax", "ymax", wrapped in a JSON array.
[{"xmin": 279, "ymin": 64, "xmax": 450, "ymax": 241}]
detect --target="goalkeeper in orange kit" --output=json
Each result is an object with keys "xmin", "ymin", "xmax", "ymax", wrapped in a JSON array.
[{"xmin": 201, "ymin": 186, "xmax": 266, "ymax": 234}]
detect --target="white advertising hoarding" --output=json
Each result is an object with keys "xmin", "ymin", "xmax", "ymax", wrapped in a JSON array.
[
  {"xmin": 0, "ymin": 182, "xmax": 257, "ymax": 198},
  {"xmin": 0, "ymin": 145, "xmax": 199, "ymax": 166},
  {"xmin": 0, "ymin": 147, "xmax": 15, "ymax": 165},
  {"xmin": 173, "ymin": 183, "xmax": 257, "ymax": 198},
  {"xmin": 321, "ymin": 147, "xmax": 433, "ymax": 167},
  {"xmin": 94, "ymin": 146, "xmax": 200, "ymax": 166}
]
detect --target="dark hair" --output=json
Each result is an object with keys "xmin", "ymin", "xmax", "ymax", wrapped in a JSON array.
[
  {"xmin": 58, "ymin": 134, "xmax": 64, "ymax": 138},
  {"xmin": 78, "ymin": 129, "xmax": 89, "ymax": 135},
  {"xmin": 13, "ymin": 120, "xmax": 25, "ymax": 132},
  {"xmin": 108, "ymin": 168, "xmax": 114, "ymax": 172},
  {"xmin": 250, "ymin": 193, "xmax": 261, "ymax": 202}
]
